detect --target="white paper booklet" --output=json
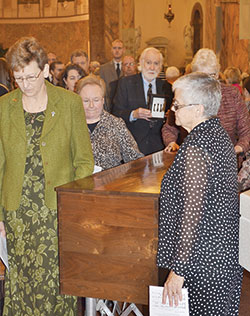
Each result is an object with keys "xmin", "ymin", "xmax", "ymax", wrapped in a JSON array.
[
  {"xmin": 149, "ymin": 286, "xmax": 189, "ymax": 316},
  {"xmin": 0, "ymin": 234, "xmax": 9, "ymax": 271}
]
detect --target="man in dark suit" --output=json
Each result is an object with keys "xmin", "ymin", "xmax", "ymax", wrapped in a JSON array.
[
  {"xmin": 109, "ymin": 55, "xmax": 137, "ymax": 110},
  {"xmin": 112, "ymin": 47, "xmax": 173, "ymax": 155}
]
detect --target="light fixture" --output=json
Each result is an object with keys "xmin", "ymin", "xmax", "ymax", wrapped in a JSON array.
[{"xmin": 164, "ymin": 1, "xmax": 175, "ymax": 27}]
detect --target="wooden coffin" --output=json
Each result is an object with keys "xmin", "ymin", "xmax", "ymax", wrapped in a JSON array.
[{"xmin": 56, "ymin": 151, "xmax": 175, "ymax": 305}]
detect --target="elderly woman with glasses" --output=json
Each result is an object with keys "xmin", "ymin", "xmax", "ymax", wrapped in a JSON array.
[
  {"xmin": 157, "ymin": 72, "xmax": 243, "ymax": 315},
  {"xmin": 0, "ymin": 37, "xmax": 94, "ymax": 315},
  {"xmin": 76, "ymin": 75, "xmax": 143, "ymax": 171}
]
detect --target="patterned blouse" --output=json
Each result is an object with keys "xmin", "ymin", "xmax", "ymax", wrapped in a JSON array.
[
  {"xmin": 88, "ymin": 110, "xmax": 143, "ymax": 170},
  {"xmin": 158, "ymin": 118, "xmax": 240, "ymax": 275},
  {"xmin": 157, "ymin": 118, "xmax": 242, "ymax": 314}
]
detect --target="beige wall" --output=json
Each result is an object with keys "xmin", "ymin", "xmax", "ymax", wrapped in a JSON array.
[{"xmin": 134, "ymin": 0, "xmax": 205, "ymax": 67}]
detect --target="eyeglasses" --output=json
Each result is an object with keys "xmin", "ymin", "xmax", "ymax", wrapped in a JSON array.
[
  {"xmin": 171, "ymin": 99, "xmax": 200, "ymax": 111},
  {"xmin": 15, "ymin": 70, "xmax": 42, "ymax": 84},
  {"xmin": 82, "ymin": 98, "xmax": 103, "ymax": 106},
  {"xmin": 123, "ymin": 62, "xmax": 135, "ymax": 67}
]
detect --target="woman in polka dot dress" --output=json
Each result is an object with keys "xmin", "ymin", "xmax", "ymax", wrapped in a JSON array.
[{"xmin": 157, "ymin": 72, "xmax": 243, "ymax": 316}]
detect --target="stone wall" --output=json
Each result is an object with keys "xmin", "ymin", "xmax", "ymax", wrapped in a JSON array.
[{"xmin": 0, "ymin": 20, "xmax": 89, "ymax": 63}]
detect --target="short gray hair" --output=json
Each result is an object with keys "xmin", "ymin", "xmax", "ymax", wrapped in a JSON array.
[
  {"xmin": 191, "ymin": 48, "xmax": 220, "ymax": 77},
  {"xmin": 165, "ymin": 66, "xmax": 180, "ymax": 80},
  {"xmin": 139, "ymin": 47, "xmax": 163, "ymax": 67},
  {"xmin": 173, "ymin": 72, "xmax": 221, "ymax": 118}
]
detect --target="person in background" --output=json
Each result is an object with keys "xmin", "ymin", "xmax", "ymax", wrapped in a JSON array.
[
  {"xmin": 0, "ymin": 57, "xmax": 13, "ymax": 96},
  {"xmin": 70, "ymin": 49, "xmax": 89, "ymax": 74},
  {"xmin": 100, "ymin": 39, "xmax": 125, "ymax": 111},
  {"xmin": 165, "ymin": 66, "xmax": 180, "ymax": 85},
  {"xmin": 109, "ymin": 55, "xmax": 137, "ymax": 110},
  {"xmin": 76, "ymin": 75, "xmax": 143, "ymax": 171},
  {"xmin": 46, "ymin": 52, "xmax": 57, "ymax": 82},
  {"xmin": 179, "ymin": 66, "xmax": 185, "ymax": 76},
  {"xmin": 89, "ymin": 61, "xmax": 100, "ymax": 75},
  {"xmin": 224, "ymin": 66, "xmax": 242, "ymax": 94},
  {"xmin": 0, "ymin": 36, "xmax": 94, "ymax": 315},
  {"xmin": 47, "ymin": 52, "xmax": 57, "ymax": 65},
  {"xmin": 243, "ymin": 76, "xmax": 250, "ymax": 112},
  {"xmin": 58, "ymin": 63, "xmax": 86, "ymax": 92},
  {"xmin": 113, "ymin": 47, "xmax": 173, "ymax": 155},
  {"xmin": 100, "ymin": 39, "xmax": 125, "ymax": 86},
  {"xmin": 163, "ymin": 48, "xmax": 250, "ymax": 160},
  {"xmin": 49, "ymin": 60, "xmax": 65, "ymax": 86},
  {"xmin": 184, "ymin": 63, "xmax": 192, "ymax": 74},
  {"xmin": 158, "ymin": 72, "xmax": 243, "ymax": 315}
]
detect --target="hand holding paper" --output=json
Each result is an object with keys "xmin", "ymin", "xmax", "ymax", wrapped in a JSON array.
[
  {"xmin": 150, "ymin": 286, "xmax": 189, "ymax": 316},
  {"xmin": 163, "ymin": 270, "xmax": 184, "ymax": 307}
]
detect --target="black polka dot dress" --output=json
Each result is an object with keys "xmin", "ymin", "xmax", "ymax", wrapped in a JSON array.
[{"xmin": 157, "ymin": 118, "xmax": 243, "ymax": 316}]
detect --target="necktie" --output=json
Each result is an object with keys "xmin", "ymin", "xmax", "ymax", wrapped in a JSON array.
[
  {"xmin": 116, "ymin": 63, "xmax": 121, "ymax": 78},
  {"xmin": 147, "ymin": 83, "xmax": 152, "ymax": 106}
]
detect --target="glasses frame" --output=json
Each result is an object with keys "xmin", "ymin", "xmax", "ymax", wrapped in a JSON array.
[
  {"xmin": 171, "ymin": 99, "xmax": 200, "ymax": 111},
  {"xmin": 14, "ymin": 69, "xmax": 42, "ymax": 84}
]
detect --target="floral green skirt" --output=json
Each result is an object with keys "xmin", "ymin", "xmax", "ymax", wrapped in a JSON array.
[
  {"xmin": 3, "ymin": 205, "xmax": 77, "ymax": 316},
  {"xmin": 3, "ymin": 112, "xmax": 77, "ymax": 315}
]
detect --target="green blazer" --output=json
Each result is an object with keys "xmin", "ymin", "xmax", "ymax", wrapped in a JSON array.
[{"xmin": 0, "ymin": 81, "xmax": 94, "ymax": 220}]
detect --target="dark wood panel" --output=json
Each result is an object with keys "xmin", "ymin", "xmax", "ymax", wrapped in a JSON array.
[
  {"xmin": 58, "ymin": 193, "xmax": 158, "ymax": 228},
  {"xmin": 56, "ymin": 151, "xmax": 175, "ymax": 305}
]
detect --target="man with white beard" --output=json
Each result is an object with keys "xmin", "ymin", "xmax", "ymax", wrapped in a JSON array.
[{"xmin": 112, "ymin": 47, "xmax": 173, "ymax": 155}]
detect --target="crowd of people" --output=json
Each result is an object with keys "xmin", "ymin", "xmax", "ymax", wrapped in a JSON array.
[{"xmin": 0, "ymin": 36, "xmax": 249, "ymax": 316}]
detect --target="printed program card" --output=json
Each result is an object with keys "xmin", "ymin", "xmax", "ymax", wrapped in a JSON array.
[
  {"xmin": 149, "ymin": 286, "xmax": 189, "ymax": 316},
  {"xmin": 0, "ymin": 234, "xmax": 9, "ymax": 271}
]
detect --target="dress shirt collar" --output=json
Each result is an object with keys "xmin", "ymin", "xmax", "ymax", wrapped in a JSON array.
[{"xmin": 113, "ymin": 60, "xmax": 122, "ymax": 67}]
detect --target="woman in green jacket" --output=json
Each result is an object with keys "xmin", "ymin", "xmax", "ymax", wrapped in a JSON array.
[{"xmin": 0, "ymin": 37, "xmax": 94, "ymax": 315}]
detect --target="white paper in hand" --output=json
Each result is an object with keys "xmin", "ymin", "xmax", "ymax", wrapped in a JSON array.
[
  {"xmin": 149, "ymin": 286, "xmax": 189, "ymax": 316},
  {"xmin": 0, "ymin": 234, "xmax": 9, "ymax": 271}
]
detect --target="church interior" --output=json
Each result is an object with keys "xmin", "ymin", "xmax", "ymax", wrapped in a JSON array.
[
  {"xmin": 0, "ymin": 0, "xmax": 250, "ymax": 315},
  {"xmin": 0, "ymin": 0, "xmax": 249, "ymax": 72}
]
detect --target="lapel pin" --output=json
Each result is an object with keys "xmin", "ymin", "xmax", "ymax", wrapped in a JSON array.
[{"xmin": 51, "ymin": 111, "xmax": 55, "ymax": 117}]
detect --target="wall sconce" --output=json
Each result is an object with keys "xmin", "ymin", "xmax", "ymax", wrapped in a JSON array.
[{"xmin": 164, "ymin": 1, "xmax": 175, "ymax": 27}]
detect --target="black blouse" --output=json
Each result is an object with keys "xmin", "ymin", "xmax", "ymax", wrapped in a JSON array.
[{"xmin": 157, "ymin": 118, "xmax": 240, "ymax": 277}]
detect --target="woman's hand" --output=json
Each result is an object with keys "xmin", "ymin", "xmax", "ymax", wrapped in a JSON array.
[
  {"xmin": 0, "ymin": 221, "xmax": 6, "ymax": 237},
  {"xmin": 234, "ymin": 145, "xmax": 243, "ymax": 154},
  {"xmin": 164, "ymin": 142, "xmax": 180, "ymax": 152},
  {"xmin": 162, "ymin": 270, "xmax": 184, "ymax": 307}
]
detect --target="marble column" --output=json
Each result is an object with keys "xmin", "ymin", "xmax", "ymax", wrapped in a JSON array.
[
  {"xmin": 89, "ymin": 0, "xmax": 119, "ymax": 63},
  {"xmin": 205, "ymin": 0, "xmax": 249, "ymax": 71},
  {"xmin": 89, "ymin": 0, "xmax": 135, "ymax": 63},
  {"xmin": 89, "ymin": 0, "xmax": 105, "ymax": 63},
  {"xmin": 220, "ymin": 0, "xmax": 248, "ymax": 71}
]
